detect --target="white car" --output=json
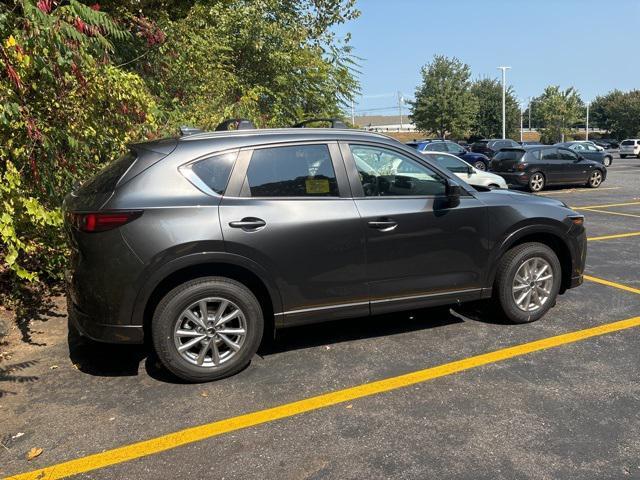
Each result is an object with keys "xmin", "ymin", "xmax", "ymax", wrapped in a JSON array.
[
  {"xmin": 620, "ymin": 139, "xmax": 640, "ymax": 158},
  {"xmin": 424, "ymin": 152, "xmax": 508, "ymax": 189}
]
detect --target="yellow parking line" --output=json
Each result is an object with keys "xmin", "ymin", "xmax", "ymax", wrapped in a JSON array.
[
  {"xmin": 581, "ymin": 208, "xmax": 640, "ymax": 219},
  {"xmin": 536, "ymin": 187, "xmax": 620, "ymax": 196},
  {"xmin": 584, "ymin": 275, "xmax": 640, "ymax": 295},
  {"xmin": 571, "ymin": 201, "xmax": 640, "ymax": 209},
  {"xmin": 587, "ymin": 231, "xmax": 640, "ymax": 242},
  {"xmin": 8, "ymin": 315, "xmax": 640, "ymax": 480}
]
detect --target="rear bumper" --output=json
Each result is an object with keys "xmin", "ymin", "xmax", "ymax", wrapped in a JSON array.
[
  {"xmin": 493, "ymin": 171, "xmax": 529, "ymax": 186},
  {"xmin": 68, "ymin": 296, "xmax": 144, "ymax": 344}
]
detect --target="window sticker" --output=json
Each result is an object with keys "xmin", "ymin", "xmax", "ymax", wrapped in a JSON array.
[{"xmin": 305, "ymin": 178, "xmax": 330, "ymax": 194}]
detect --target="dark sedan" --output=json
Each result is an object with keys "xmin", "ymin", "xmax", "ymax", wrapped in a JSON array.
[
  {"xmin": 470, "ymin": 138, "xmax": 520, "ymax": 158},
  {"xmin": 406, "ymin": 139, "xmax": 491, "ymax": 170},
  {"xmin": 555, "ymin": 141, "xmax": 613, "ymax": 167},
  {"xmin": 490, "ymin": 145, "xmax": 607, "ymax": 192}
]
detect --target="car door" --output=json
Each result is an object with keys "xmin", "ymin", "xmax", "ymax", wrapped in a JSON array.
[
  {"xmin": 219, "ymin": 142, "xmax": 368, "ymax": 326},
  {"xmin": 539, "ymin": 147, "xmax": 562, "ymax": 184},
  {"xmin": 557, "ymin": 148, "xmax": 587, "ymax": 183},
  {"xmin": 341, "ymin": 142, "xmax": 489, "ymax": 315}
]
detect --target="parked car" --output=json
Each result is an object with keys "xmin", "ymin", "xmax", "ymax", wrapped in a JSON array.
[
  {"xmin": 424, "ymin": 152, "xmax": 507, "ymax": 189},
  {"xmin": 490, "ymin": 146, "xmax": 607, "ymax": 192},
  {"xmin": 591, "ymin": 138, "xmax": 619, "ymax": 149},
  {"xmin": 65, "ymin": 129, "xmax": 586, "ymax": 382},
  {"xmin": 470, "ymin": 138, "xmax": 521, "ymax": 158},
  {"xmin": 520, "ymin": 141, "xmax": 543, "ymax": 146},
  {"xmin": 555, "ymin": 141, "xmax": 613, "ymax": 166},
  {"xmin": 619, "ymin": 139, "xmax": 640, "ymax": 158},
  {"xmin": 405, "ymin": 139, "xmax": 491, "ymax": 170}
]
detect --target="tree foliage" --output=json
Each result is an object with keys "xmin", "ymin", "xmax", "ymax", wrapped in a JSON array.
[
  {"xmin": 0, "ymin": 0, "xmax": 360, "ymax": 294},
  {"xmin": 532, "ymin": 86, "xmax": 583, "ymax": 144},
  {"xmin": 410, "ymin": 55, "xmax": 478, "ymax": 139},
  {"xmin": 470, "ymin": 77, "xmax": 520, "ymax": 140},
  {"xmin": 590, "ymin": 90, "xmax": 640, "ymax": 139}
]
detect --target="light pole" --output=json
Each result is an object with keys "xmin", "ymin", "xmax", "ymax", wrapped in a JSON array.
[
  {"xmin": 520, "ymin": 104, "xmax": 524, "ymax": 142},
  {"xmin": 585, "ymin": 102, "xmax": 590, "ymax": 141},
  {"xmin": 398, "ymin": 91, "xmax": 404, "ymax": 131},
  {"xmin": 528, "ymin": 96, "xmax": 532, "ymax": 131},
  {"xmin": 497, "ymin": 66, "xmax": 511, "ymax": 139}
]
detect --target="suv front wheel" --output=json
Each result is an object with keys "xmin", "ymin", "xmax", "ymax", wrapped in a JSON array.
[
  {"xmin": 152, "ymin": 277, "xmax": 264, "ymax": 382},
  {"xmin": 494, "ymin": 243, "xmax": 561, "ymax": 323}
]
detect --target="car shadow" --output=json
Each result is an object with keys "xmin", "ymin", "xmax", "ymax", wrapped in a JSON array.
[
  {"xmin": 259, "ymin": 305, "xmax": 463, "ymax": 356},
  {"xmin": 68, "ymin": 304, "xmax": 504, "ymax": 382}
]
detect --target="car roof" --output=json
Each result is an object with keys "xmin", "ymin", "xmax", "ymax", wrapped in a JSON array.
[{"xmin": 141, "ymin": 128, "xmax": 403, "ymax": 151}]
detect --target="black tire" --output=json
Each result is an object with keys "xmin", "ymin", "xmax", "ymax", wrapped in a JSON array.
[
  {"xmin": 586, "ymin": 169, "xmax": 604, "ymax": 188},
  {"xmin": 152, "ymin": 277, "xmax": 264, "ymax": 382},
  {"xmin": 620, "ymin": 154, "xmax": 626, "ymax": 159},
  {"xmin": 488, "ymin": 183, "xmax": 500, "ymax": 189},
  {"xmin": 474, "ymin": 160, "xmax": 486, "ymax": 171},
  {"xmin": 603, "ymin": 156, "xmax": 613, "ymax": 167},
  {"xmin": 528, "ymin": 172, "xmax": 545, "ymax": 192},
  {"xmin": 493, "ymin": 242, "xmax": 561, "ymax": 324}
]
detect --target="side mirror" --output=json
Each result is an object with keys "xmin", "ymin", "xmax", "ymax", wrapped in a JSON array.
[
  {"xmin": 467, "ymin": 165, "xmax": 474, "ymax": 175},
  {"xmin": 446, "ymin": 179, "xmax": 461, "ymax": 208}
]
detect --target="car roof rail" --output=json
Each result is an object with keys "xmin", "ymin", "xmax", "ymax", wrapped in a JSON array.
[
  {"xmin": 179, "ymin": 125, "xmax": 204, "ymax": 136},
  {"xmin": 215, "ymin": 118, "xmax": 256, "ymax": 131},
  {"xmin": 292, "ymin": 118, "xmax": 348, "ymax": 129}
]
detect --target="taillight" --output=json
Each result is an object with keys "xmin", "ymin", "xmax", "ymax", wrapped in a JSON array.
[
  {"xmin": 516, "ymin": 163, "xmax": 528, "ymax": 171},
  {"xmin": 68, "ymin": 211, "xmax": 143, "ymax": 233}
]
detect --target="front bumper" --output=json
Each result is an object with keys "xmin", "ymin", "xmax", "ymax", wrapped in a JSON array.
[{"xmin": 67, "ymin": 296, "xmax": 144, "ymax": 344}]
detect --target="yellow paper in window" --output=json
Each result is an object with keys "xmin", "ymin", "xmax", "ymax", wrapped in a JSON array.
[{"xmin": 305, "ymin": 178, "xmax": 330, "ymax": 194}]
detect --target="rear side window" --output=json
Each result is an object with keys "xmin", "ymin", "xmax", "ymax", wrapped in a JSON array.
[
  {"xmin": 79, "ymin": 151, "xmax": 137, "ymax": 194},
  {"xmin": 541, "ymin": 148, "xmax": 558, "ymax": 160},
  {"xmin": 246, "ymin": 144, "xmax": 338, "ymax": 197},
  {"xmin": 187, "ymin": 151, "xmax": 237, "ymax": 195},
  {"xmin": 493, "ymin": 150, "xmax": 525, "ymax": 161}
]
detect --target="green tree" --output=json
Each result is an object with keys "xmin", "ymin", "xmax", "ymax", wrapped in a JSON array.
[
  {"xmin": 470, "ymin": 77, "xmax": 520, "ymax": 140},
  {"xmin": 410, "ymin": 55, "xmax": 478, "ymax": 139},
  {"xmin": 591, "ymin": 90, "xmax": 640, "ymax": 139},
  {"xmin": 533, "ymin": 86, "xmax": 583, "ymax": 144},
  {"xmin": 0, "ymin": 0, "xmax": 361, "ymax": 297}
]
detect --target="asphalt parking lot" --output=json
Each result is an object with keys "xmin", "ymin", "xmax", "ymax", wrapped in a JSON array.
[{"xmin": 2, "ymin": 153, "xmax": 640, "ymax": 480}]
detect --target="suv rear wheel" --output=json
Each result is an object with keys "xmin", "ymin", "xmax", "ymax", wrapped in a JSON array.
[
  {"xmin": 152, "ymin": 277, "xmax": 264, "ymax": 382},
  {"xmin": 493, "ymin": 243, "xmax": 561, "ymax": 323}
]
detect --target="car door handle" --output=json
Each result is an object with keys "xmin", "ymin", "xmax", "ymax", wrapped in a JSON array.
[
  {"xmin": 368, "ymin": 220, "xmax": 397, "ymax": 231},
  {"xmin": 229, "ymin": 218, "xmax": 266, "ymax": 230}
]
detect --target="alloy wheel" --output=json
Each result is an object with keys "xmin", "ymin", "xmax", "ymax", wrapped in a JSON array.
[
  {"xmin": 474, "ymin": 161, "xmax": 486, "ymax": 171},
  {"xmin": 173, "ymin": 297, "xmax": 247, "ymax": 368},
  {"xmin": 530, "ymin": 173, "xmax": 544, "ymax": 192},
  {"xmin": 589, "ymin": 170, "xmax": 603, "ymax": 187},
  {"xmin": 512, "ymin": 257, "xmax": 554, "ymax": 312}
]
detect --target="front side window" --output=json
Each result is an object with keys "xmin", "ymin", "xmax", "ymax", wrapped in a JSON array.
[
  {"xmin": 424, "ymin": 142, "xmax": 447, "ymax": 152},
  {"xmin": 430, "ymin": 153, "xmax": 470, "ymax": 173},
  {"xmin": 246, "ymin": 144, "xmax": 338, "ymax": 197},
  {"xmin": 558, "ymin": 149, "xmax": 579, "ymax": 161},
  {"xmin": 570, "ymin": 143, "xmax": 585, "ymax": 151},
  {"xmin": 350, "ymin": 145, "xmax": 447, "ymax": 197},
  {"xmin": 446, "ymin": 142, "xmax": 466, "ymax": 154}
]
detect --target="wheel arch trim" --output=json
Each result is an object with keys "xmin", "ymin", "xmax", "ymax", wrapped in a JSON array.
[{"xmin": 131, "ymin": 251, "xmax": 284, "ymax": 328}]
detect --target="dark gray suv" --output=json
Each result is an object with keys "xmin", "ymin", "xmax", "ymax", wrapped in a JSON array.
[{"xmin": 64, "ymin": 129, "xmax": 587, "ymax": 382}]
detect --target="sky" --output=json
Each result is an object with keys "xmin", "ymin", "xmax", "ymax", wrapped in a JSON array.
[{"xmin": 336, "ymin": 0, "xmax": 640, "ymax": 115}]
